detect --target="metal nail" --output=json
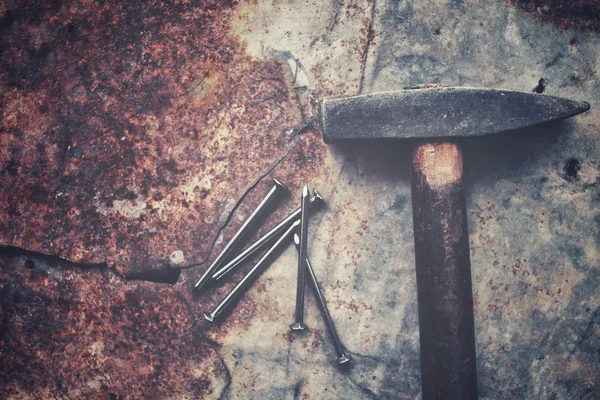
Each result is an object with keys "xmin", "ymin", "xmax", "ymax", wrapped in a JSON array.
[
  {"xmin": 290, "ymin": 185, "xmax": 310, "ymax": 331},
  {"xmin": 203, "ymin": 219, "xmax": 300, "ymax": 323},
  {"xmin": 194, "ymin": 179, "xmax": 287, "ymax": 293},
  {"xmin": 212, "ymin": 189, "xmax": 325, "ymax": 281},
  {"xmin": 293, "ymin": 234, "xmax": 352, "ymax": 365}
]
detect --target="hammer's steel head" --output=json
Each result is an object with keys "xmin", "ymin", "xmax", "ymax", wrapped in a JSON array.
[{"xmin": 320, "ymin": 87, "xmax": 590, "ymax": 142}]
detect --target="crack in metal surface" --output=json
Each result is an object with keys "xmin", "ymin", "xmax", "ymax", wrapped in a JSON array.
[
  {"xmin": 185, "ymin": 128, "xmax": 302, "ymax": 277},
  {"xmin": 181, "ymin": 71, "xmax": 209, "ymax": 96},
  {"xmin": 1, "ymin": 122, "xmax": 304, "ymax": 286},
  {"xmin": 359, "ymin": 0, "xmax": 377, "ymax": 94},
  {"xmin": 2, "ymin": 131, "xmax": 297, "ymax": 285},
  {"xmin": 0, "ymin": 246, "xmax": 108, "ymax": 272},
  {"xmin": 0, "ymin": 249, "xmax": 227, "ymax": 397},
  {"xmin": 345, "ymin": 373, "xmax": 379, "ymax": 400},
  {"xmin": 217, "ymin": 373, "xmax": 233, "ymax": 400}
]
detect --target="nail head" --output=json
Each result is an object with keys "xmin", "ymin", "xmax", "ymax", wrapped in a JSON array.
[{"xmin": 289, "ymin": 322, "xmax": 308, "ymax": 331}]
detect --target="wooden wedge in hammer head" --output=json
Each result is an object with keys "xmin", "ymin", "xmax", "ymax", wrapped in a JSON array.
[{"xmin": 320, "ymin": 87, "xmax": 589, "ymax": 400}]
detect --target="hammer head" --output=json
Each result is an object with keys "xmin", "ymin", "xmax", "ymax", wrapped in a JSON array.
[{"xmin": 320, "ymin": 87, "xmax": 590, "ymax": 143}]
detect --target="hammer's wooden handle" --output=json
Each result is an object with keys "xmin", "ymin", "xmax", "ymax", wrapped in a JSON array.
[{"xmin": 410, "ymin": 141, "xmax": 478, "ymax": 400}]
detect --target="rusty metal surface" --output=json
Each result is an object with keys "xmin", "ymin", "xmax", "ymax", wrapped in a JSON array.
[
  {"xmin": 0, "ymin": 0, "xmax": 302, "ymax": 280},
  {"xmin": 0, "ymin": 250, "xmax": 228, "ymax": 398},
  {"xmin": 0, "ymin": 0, "xmax": 599, "ymax": 399}
]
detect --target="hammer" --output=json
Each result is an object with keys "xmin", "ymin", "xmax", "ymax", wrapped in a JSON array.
[{"xmin": 320, "ymin": 87, "xmax": 589, "ymax": 399}]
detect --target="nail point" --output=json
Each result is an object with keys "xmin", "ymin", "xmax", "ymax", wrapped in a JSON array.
[{"xmin": 203, "ymin": 312, "xmax": 216, "ymax": 323}]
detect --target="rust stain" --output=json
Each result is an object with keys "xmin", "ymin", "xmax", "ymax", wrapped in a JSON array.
[
  {"xmin": 507, "ymin": 0, "xmax": 600, "ymax": 32},
  {"xmin": 0, "ymin": 0, "xmax": 303, "ymax": 279},
  {"xmin": 0, "ymin": 252, "xmax": 228, "ymax": 398},
  {"xmin": 283, "ymin": 330, "xmax": 297, "ymax": 344},
  {"xmin": 415, "ymin": 83, "xmax": 451, "ymax": 89},
  {"xmin": 300, "ymin": 328, "xmax": 325, "ymax": 353}
]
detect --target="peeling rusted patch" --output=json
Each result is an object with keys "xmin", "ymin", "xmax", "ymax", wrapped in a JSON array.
[
  {"xmin": 0, "ymin": 0, "xmax": 302, "ymax": 279},
  {"xmin": 0, "ymin": 252, "xmax": 228, "ymax": 398},
  {"xmin": 507, "ymin": 0, "xmax": 600, "ymax": 32}
]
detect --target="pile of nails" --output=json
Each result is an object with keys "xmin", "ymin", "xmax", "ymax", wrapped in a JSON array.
[{"xmin": 192, "ymin": 179, "xmax": 352, "ymax": 366}]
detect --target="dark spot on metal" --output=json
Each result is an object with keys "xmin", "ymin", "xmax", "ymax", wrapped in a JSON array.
[
  {"xmin": 391, "ymin": 195, "xmax": 407, "ymax": 212},
  {"xmin": 293, "ymin": 379, "xmax": 304, "ymax": 399},
  {"xmin": 2, "ymin": 159, "xmax": 19, "ymax": 177},
  {"xmin": 507, "ymin": 0, "xmax": 600, "ymax": 32},
  {"xmin": 25, "ymin": 184, "xmax": 51, "ymax": 205},
  {"xmin": 71, "ymin": 146, "xmax": 83, "ymax": 158},
  {"xmin": 563, "ymin": 158, "xmax": 581, "ymax": 180},
  {"xmin": 533, "ymin": 78, "xmax": 548, "ymax": 94}
]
